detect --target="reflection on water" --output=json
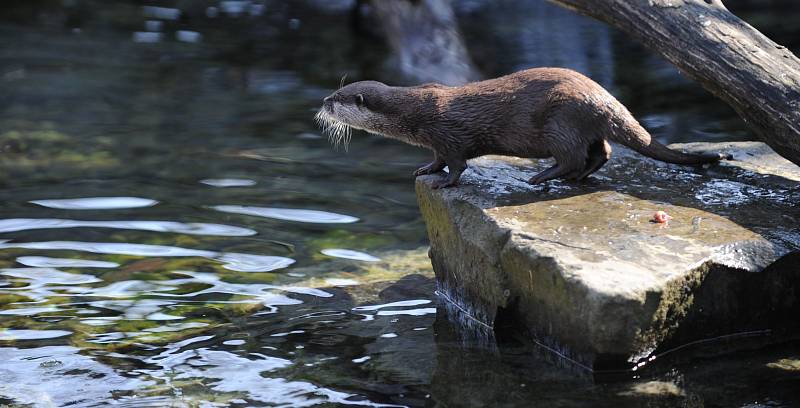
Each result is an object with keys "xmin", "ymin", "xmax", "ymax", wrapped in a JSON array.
[
  {"xmin": 0, "ymin": 345, "xmax": 152, "ymax": 407},
  {"xmin": 29, "ymin": 196, "xmax": 159, "ymax": 210},
  {"xmin": 321, "ymin": 248, "xmax": 381, "ymax": 262},
  {"xmin": 0, "ymin": 240, "xmax": 296, "ymax": 272},
  {"xmin": 0, "ymin": 329, "xmax": 72, "ymax": 340},
  {"xmin": 200, "ymin": 178, "xmax": 257, "ymax": 187},
  {"xmin": 1, "ymin": 267, "xmax": 102, "ymax": 285},
  {"xmin": 0, "ymin": 0, "xmax": 799, "ymax": 406},
  {"xmin": 0, "ymin": 218, "xmax": 257, "ymax": 236},
  {"xmin": 142, "ymin": 6, "xmax": 181, "ymax": 20},
  {"xmin": 16, "ymin": 256, "xmax": 119, "ymax": 268},
  {"xmin": 213, "ymin": 205, "xmax": 361, "ymax": 223}
]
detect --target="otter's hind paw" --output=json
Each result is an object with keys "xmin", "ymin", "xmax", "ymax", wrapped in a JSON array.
[{"xmin": 431, "ymin": 179, "xmax": 457, "ymax": 189}]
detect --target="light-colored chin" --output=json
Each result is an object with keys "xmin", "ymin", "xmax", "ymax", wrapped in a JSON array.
[{"xmin": 315, "ymin": 108, "xmax": 355, "ymax": 150}]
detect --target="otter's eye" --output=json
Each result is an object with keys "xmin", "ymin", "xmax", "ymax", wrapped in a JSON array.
[{"xmin": 355, "ymin": 94, "xmax": 365, "ymax": 107}]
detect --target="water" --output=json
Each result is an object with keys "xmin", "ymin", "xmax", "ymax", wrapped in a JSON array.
[{"xmin": 1, "ymin": 0, "xmax": 799, "ymax": 406}]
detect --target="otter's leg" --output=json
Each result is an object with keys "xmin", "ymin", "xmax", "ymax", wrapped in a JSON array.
[
  {"xmin": 528, "ymin": 163, "xmax": 577, "ymax": 185},
  {"xmin": 574, "ymin": 139, "xmax": 612, "ymax": 180},
  {"xmin": 528, "ymin": 119, "xmax": 588, "ymax": 184},
  {"xmin": 413, "ymin": 154, "xmax": 446, "ymax": 176},
  {"xmin": 431, "ymin": 158, "xmax": 467, "ymax": 189}
]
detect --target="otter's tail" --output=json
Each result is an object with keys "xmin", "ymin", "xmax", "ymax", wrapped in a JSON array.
[{"xmin": 605, "ymin": 110, "xmax": 730, "ymax": 165}]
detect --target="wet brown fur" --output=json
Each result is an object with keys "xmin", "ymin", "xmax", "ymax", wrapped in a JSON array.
[{"xmin": 318, "ymin": 67, "xmax": 729, "ymax": 188}]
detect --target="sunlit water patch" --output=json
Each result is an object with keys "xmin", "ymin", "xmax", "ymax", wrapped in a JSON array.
[
  {"xmin": 352, "ymin": 299, "xmax": 432, "ymax": 312},
  {"xmin": 0, "ymin": 306, "xmax": 61, "ymax": 316},
  {"xmin": 321, "ymin": 248, "xmax": 381, "ymax": 262},
  {"xmin": 144, "ymin": 322, "xmax": 209, "ymax": 333},
  {"xmin": 325, "ymin": 278, "xmax": 360, "ymax": 286},
  {"xmin": 142, "ymin": 5, "xmax": 180, "ymax": 20},
  {"xmin": 132, "ymin": 31, "xmax": 162, "ymax": 43},
  {"xmin": 79, "ymin": 280, "xmax": 176, "ymax": 298},
  {"xmin": 213, "ymin": 205, "xmax": 359, "ymax": 223},
  {"xmin": 0, "ymin": 241, "xmax": 295, "ymax": 272},
  {"xmin": 176, "ymin": 30, "xmax": 202, "ymax": 43},
  {"xmin": 137, "ymin": 344, "xmax": 404, "ymax": 407},
  {"xmin": 200, "ymin": 178, "xmax": 257, "ymax": 187},
  {"xmin": 29, "ymin": 197, "xmax": 159, "ymax": 210},
  {"xmin": 0, "ymin": 218, "xmax": 256, "ymax": 236},
  {"xmin": 217, "ymin": 252, "xmax": 296, "ymax": 272},
  {"xmin": 352, "ymin": 299, "xmax": 435, "ymax": 321},
  {"xmin": 156, "ymin": 271, "xmax": 332, "ymax": 301},
  {"xmin": 88, "ymin": 299, "xmax": 183, "ymax": 321},
  {"xmin": 0, "ymin": 1, "xmax": 797, "ymax": 406},
  {"xmin": 375, "ymin": 308, "xmax": 436, "ymax": 316},
  {"xmin": 1, "ymin": 267, "xmax": 102, "ymax": 285},
  {"xmin": 0, "ymin": 329, "xmax": 72, "ymax": 341},
  {"xmin": 0, "ymin": 346, "xmax": 152, "ymax": 406},
  {"xmin": 16, "ymin": 255, "xmax": 119, "ymax": 268}
]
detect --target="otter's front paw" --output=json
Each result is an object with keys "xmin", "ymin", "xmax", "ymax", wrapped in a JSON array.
[
  {"xmin": 413, "ymin": 166, "xmax": 433, "ymax": 177},
  {"xmin": 527, "ymin": 175, "xmax": 545, "ymax": 185},
  {"xmin": 413, "ymin": 164, "xmax": 443, "ymax": 177}
]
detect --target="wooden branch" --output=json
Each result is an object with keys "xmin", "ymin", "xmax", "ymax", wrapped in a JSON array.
[{"xmin": 547, "ymin": 0, "xmax": 800, "ymax": 166}]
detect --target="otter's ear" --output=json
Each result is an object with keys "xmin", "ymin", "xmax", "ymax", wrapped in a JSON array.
[{"xmin": 355, "ymin": 94, "xmax": 365, "ymax": 107}]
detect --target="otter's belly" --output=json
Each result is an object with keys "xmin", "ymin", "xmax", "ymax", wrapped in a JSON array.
[{"xmin": 483, "ymin": 132, "xmax": 551, "ymax": 159}]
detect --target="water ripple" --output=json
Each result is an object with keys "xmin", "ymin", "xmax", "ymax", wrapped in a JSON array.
[
  {"xmin": 16, "ymin": 256, "xmax": 119, "ymax": 268},
  {"xmin": 29, "ymin": 197, "xmax": 158, "ymax": 210},
  {"xmin": 0, "ymin": 241, "xmax": 295, "ymax": 272},
  {"xmin": 321, "ymin": 248, "xmax": 380, "ymax": 262},
  {"xmin": 1, "ymin": 267, "xmax": 102, "ymax": 285},
  {"xmin": 0, "ymin": 218, "xmax": 256, "ymax": 236},
  {"xmin": 0, "ymin": 306, "xmax": 61, "ymax": 316},
  {"xmin": 0, "ymin": 329, "xmax": 72, "ymax": 341},
  {"xmin": 142, "ymin": 347, "xmax": 403, "ymax": 407},
  {"xmin": 376, "ymin": 308, "xmax": 436, "ymax": 316},
  {"xmin": 352, "ymin": 299, "xmax": 432, "ymax": 312},
  {"xmin": 216, "ymin": 253, "xmax": 297, "ymax": 272},
  {"xmin": 163, "ymin": 271, "xmax": 332, "ymax": 300},
  {"xmin": 212, "ymin": 205, "xmax": 359, "ymax": 223},
  {"xmin": 200, "ymin": 178, "xmax": 256, "ymax": 187},
  {"xmin": 0, "ymin": 240, "xmax": 214, "ymax": 257},
  {"xmin": 144, "ymin": 322, "xmax": 209, "ymax": 333},
  {"xmin": 88, "ymin": 299, "xmax": 182, "ymax": 320},
  {"xmin": 0, "ymin": 346, "xmax": 150, "ymax": 406},
  {"xmin": 84, "ymin": 281, "xmax": 175, "ymax": 298}
]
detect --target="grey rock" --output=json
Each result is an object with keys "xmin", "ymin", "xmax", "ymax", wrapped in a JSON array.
[{"xmin": 416, "ymin": 141, "xmax": 800, "ymax": 369}]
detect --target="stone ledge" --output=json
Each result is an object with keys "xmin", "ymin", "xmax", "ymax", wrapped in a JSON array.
[{"xmin": 415, "ymin": 141, "xmax": 800, "ymax": 370}]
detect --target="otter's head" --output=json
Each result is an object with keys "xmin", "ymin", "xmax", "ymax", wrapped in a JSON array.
[{"xmin": 315, "ymin": 80, "xmax": 396, "ymax": 150}]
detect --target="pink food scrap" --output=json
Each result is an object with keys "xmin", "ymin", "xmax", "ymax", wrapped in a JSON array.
[{"xmin": 653, "ymin": 211, "xmax": 673, "ymax": 224}]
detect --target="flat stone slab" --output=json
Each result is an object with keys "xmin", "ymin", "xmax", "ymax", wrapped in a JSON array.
[{"xmin": 416, "ymin": 141, "xmax": 800, "ymax": 370}]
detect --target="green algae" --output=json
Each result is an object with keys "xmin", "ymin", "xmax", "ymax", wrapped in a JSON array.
[{"xmin": 0, "ymin": 294, "xmax": 32, "ymax": 305}]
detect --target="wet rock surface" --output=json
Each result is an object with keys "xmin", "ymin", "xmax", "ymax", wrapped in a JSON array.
[{"xmin": 416, "ymin": 141, "xmax": 800, "ymax": 370}]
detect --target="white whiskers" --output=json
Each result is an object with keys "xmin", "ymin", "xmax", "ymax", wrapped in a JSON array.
[{"xmin": 315, "ymin": 109, "xmax": 353, "ymax": 151}]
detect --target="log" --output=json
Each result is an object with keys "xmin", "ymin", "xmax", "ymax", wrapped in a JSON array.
[
  {"xmin": 368, "ymin": 0, "xmax": 479, "ymax": 86},
  {"xmin": 546, "ymin": 0, "xmax": 800, "ymax": 166}
]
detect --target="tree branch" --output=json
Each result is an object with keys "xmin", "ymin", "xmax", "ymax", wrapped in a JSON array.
[{"xmin": 547, "ymin": 0, "xmax": 800, "ymax": 166}]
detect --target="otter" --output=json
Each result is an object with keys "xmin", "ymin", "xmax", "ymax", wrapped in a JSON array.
[{"xmin": 316, "ymin": 68, "xmax": 730, "ymax": 189}]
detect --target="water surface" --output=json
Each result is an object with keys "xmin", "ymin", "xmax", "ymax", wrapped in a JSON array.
[{"xmin": 1, "ymin": 0, "xmax": 799, "ymax": 406}]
